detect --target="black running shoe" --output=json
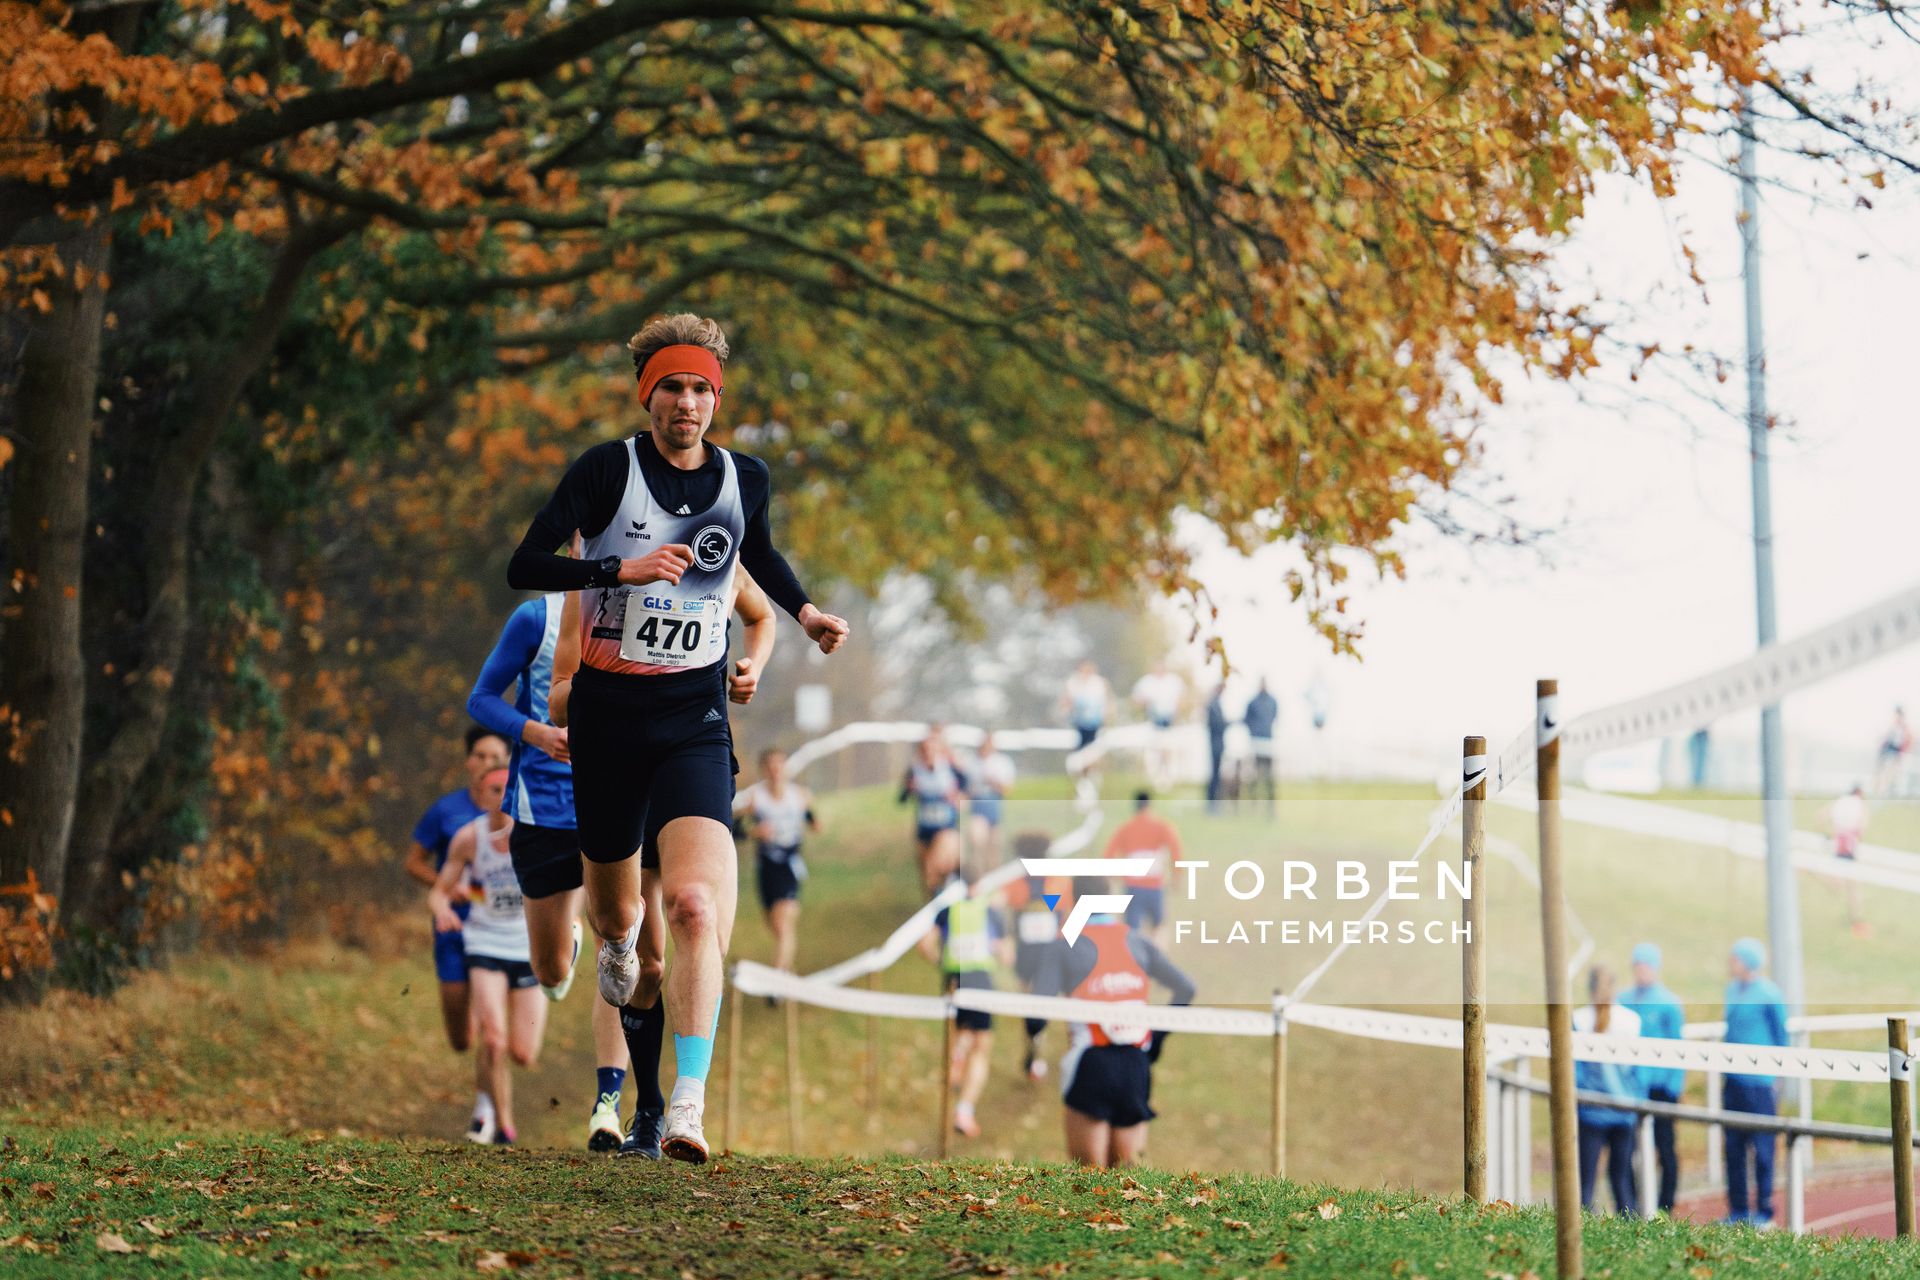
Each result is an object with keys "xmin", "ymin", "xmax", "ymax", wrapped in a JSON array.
[{"xmin": 616, "ymin": 1106, "xmax": 663, "ymax": 1160}]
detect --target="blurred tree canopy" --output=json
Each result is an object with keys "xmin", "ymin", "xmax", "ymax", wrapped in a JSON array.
[{"xmin": 1, "ymin": 0, "xmax": 1915, "ymax": 981}]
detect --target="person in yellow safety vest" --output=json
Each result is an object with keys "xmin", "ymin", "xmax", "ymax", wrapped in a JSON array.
[
  {"xmin": 1030, "ymin": 876, "xmax": 1195, "ymax": 1168},
  {"xmin": 917, "ymin": 869, "xmax": 1012, "ymax": 1139}
]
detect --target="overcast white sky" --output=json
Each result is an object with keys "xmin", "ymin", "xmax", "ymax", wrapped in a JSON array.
[{"xmin": 1168, "ymin": 73, "xmax": 1920, "ymax": 789}]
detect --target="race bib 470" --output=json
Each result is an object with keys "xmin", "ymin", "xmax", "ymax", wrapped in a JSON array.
[{"xmin": 620, "ymin": 594, "xmax": 723, "ymax": 668}]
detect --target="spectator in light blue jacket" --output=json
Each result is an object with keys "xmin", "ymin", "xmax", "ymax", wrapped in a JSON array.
[
  {"xmin": 1574, "ymin": 965, "xmax": 1643, "ymax": 1216},
  {"xmin": 1722, "ymin": 937, "xmax": 1789, "ymax": 1226},
  {"xmin": 1621, "ymin": 942, "xmax": 1685, "ymax": 1213}
]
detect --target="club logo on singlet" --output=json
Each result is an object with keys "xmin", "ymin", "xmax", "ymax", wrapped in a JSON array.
[{"xmin": 692, "ymin": 525, "xmax": 734, "ymax": 571}]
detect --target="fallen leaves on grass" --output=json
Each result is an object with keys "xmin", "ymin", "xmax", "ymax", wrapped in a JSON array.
[
  {"xmin": 1316, "ymin": 1199, "xmax": 1341, "ymax": 1220},
  {"xmin": 95, "ymin": 1231, "xmax": 137, "ymax": 1253}
]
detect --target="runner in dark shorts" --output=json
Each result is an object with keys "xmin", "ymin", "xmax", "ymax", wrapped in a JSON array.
[
  {"xmin": 402, "ymin": 726, "xmax": 508, "ymax": 1076},
  {"xmin": 733, "ymin": 747, "xmax": 819, "ymax": 975},
  {"xmin": 919, "ymin": 870, "xmax": 1009, "ymax": 1138},
  {"xmin": 508, "ymin": 312, "xmax": 848, "ymax": 1163},
  {"xmin": 1030, "ymin": 877, "xmax": 1196, "ymax": 1168}
]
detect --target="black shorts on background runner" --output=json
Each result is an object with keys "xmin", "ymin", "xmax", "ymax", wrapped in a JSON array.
[
  {"xmin": 1064, "ymin": 1044, "xmax": 1155, "ymax": 1127},
  {"xmin": 756, "ymin": 846, "xmax": 804, "ymax": 911},
  {"xmin": 508, "ymin": 822, "xmax": 584, "ymax": 899},
  {"xmin": 571, "ymin": 663, "xmax": 736, "ymax": 865}
]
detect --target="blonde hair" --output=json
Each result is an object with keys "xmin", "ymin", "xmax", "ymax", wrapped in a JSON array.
[{"xmin": 627, "ymin": 313, "xmax": 730, "ymax": 377}]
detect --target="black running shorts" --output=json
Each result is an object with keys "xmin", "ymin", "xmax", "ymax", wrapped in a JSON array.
[
  {"xmin": 948, "ymin": 969, "xmax": 994, "ymax": 1033},
  {"xmin": 570, "ymin": 663, "xmax": 737, "ymax": 866},
  {"xmin": 465, "ymin": 954, "xmax": 540, "ymax": 990},
  {"xmin": 756, "ymin": 845, "xmax": 804, "ymax": 912},
  {"xmin": 1063, "ymin": 1043, "xmax": 1156, "ymax": 1128},
  {"xmin": 508, "ymin": 821, "xmax": 583, "ymax": 900}
]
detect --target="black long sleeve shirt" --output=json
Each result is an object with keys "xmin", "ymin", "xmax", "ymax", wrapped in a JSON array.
[{"xmin": 506, "ymin": 432, "xmax": 811, "ymax": 619}]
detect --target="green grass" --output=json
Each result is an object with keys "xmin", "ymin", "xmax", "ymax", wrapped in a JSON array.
[
  {"xmin": 1, "ymin": 1126, "xmax": 1912, "ymax": 1278},
  {"xmin": 2, "ymin": 775, "xmax": 1916, "ymax": 1258},
  {"xmin": 1641, "ymin": 791, "xmax": 1920, "ymax": 856}
]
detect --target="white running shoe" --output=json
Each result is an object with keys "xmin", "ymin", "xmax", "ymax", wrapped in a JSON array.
[
  {"xmin": 597, "ymin": 920, "xmax": 640, "ymax": 1008},
  {"xmin": 544, "ymin": 919, "xmax": 583, "ymax": 1003},
  {"xmin": 587, "ymin": 1090, "xmax": 623, "ymax": 1153},
  {"xmin": 465, "ymin": 1110, "xmax": 497, "ymax": 1145},
  {"xmin": 661, "ymin": 1099, "xmax": 708, "ymax": 1164}
]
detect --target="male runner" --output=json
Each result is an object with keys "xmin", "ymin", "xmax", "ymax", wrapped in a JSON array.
[
  {"xmin": 1030, "ymin": 876, "xmax": 1196, "ymax": 1168},
  {"xmin": 1058, "ymin": 660, "xmax": 1112, "ymax": 752},
  {"xmin": 1102, "ymin": 791, "xmax": 1181, "ymax": 944},
  {"xmin": 468, "ymin": 587, "xmax": 628, "ymax": 1150},
  {"xmin": 1130, "ymin": 661, "xmax": 1184, "ymax": 792},
  {"xmin": 901, "ymin": 730, "xmax": 967, "ymax": 894},
  {"xmin": 403, "ymin": 726, "xmax": 510, "ymax": 1077},
  {"xmin": 541, "ymin": 552, "xmax": 779, "ymax": 1158},
  {"xmin": 918, "ymin": 868, "xmax": 1011, "ymax": 1139},
  {"xmin": 965, "ymin": 733, "xmax": 1015, "ymax": 875},
  {"xmin": 733, "ymin": 748, "xmax": 819, "ymax": 976},
  {"xmin": 1005, "ymin": 831, "xmax": 1071, "ymax": 1082},
  {"xmin": 508, "ymin": 312, "xmax": 847, "ymax": 1163},
  {"xmin": 429, "ymin": 768, "xmax": 549, "ymax": 1145}
]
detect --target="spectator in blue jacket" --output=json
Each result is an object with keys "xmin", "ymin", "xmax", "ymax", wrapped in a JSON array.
[
  {"xmin": 1621, "ymin": 942, "xmax": 1686, "ymax": 1213},
  {"xmin": 1722, "ymin": 937, "xmax": 1789, "ymax": 1226},
  {"xmin": 1574, "ymin": 965, "xmax": 1643, "ymax": 1215}
]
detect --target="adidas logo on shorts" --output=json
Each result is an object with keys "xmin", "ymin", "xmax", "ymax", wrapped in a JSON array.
[{"xmin": 703, "ymin": 707, "xmax": 723, "ymax": 723}]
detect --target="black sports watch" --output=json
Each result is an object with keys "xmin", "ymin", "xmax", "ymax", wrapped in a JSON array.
[{"xmin": 593, "ymin": 554, "xmax": 623, "ymax": 587}]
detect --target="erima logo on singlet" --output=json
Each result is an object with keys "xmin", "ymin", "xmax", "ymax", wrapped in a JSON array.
[
  {"xmin": 691, "ymin": 525, "xmax": 734, "ymax": 571},
  {"xmin": 625, "ymin": 519, "xmax": 650, "ymax": 541}
]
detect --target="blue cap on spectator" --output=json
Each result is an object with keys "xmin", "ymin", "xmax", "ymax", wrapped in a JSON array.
[
  {"xmin": 1631, "ymin": 942, "xmax": 1661, "ymax": 969},
  {"xmin": 1732, "ymin": 937, "xmax": 1766, "ymax": 972}
]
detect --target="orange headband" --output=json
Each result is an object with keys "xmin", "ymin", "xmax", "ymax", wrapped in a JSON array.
[{"xmin": 636, "ymin": 345, "xmax": 724, "ymax": 404}]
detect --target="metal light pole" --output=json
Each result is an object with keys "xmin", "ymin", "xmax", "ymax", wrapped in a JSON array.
[{"xmin": 1738, "ymin": 89, "xmax": 1809, "ymax": 1229}]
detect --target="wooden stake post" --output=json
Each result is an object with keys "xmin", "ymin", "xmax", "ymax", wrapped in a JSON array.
[
  {"xmin": 1462, "ymin": 735, "xmax": 1488, "ymax": 1202},
  {"xmin": 1271, "ymin": 990, "xmax": 1288, "ymax": 1178},
  {"xmin": 722, "ymin": 970, "xmax": 742, "ymax": 1153},
  {"xmin": 866, "ymin": 970, "xmax": 881, "ymax": 1120},
  {"xmin": 938, "ymin": 997, "xmax": 955, "ymax": 1159},
  {"xmin": 1892, "ymin": 1018, "xmax": 1914, "ymax": 1239},
  {"xmin": 785, "ymin": 993, "xmax": 803, "ymax": 1153},
  {"xmin": 1537, "ymin": 680, "xmax": 1582, "ymax": 1280}
]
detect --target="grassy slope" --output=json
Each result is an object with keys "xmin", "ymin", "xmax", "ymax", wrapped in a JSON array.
[
  {"xmin": 3, "ymin": 778, "xmax": 1917, "ymax": 1272},
  {"xmin": 2, "ymin": 1128, "xmax": 1913, "ymax": 1279}
]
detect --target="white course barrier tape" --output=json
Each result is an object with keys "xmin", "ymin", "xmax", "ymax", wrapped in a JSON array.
[
  {"xmin": 738, "ymin": 960, "xmax": 1904, "ymax": 1083},
  {"xmin": 734, "ymin": 961, "xmax": 948, "ymax": 1019},
  {"xmin": 953, "ymin": 988, "xmax": 1275, "ymax": 1037},
  {"xmin": 1560, "ymin": 581, "xmax": 1920, "ymax": 764},
  {"xmin": 785, "ymin": 721, "xmax": 1083, "ymax": 779},
  {"xmin": 1482, "ymin": 831, "xmax": 1596, "ymax": 981},
  {"xmin": 1495, "ymin": 786, "xmax": 1920, "ymax": 895},
  {"xmin": 1287, "ymin": 782, "xmax": 1467, "ymax": 1003},
  {"xmin": 1293, "ymin": 579, "xmax": 1920, "ymax": 1003},
  {"xmin": 1289, "ymin": 1005, "xmax": 1896, "ymax": 1081},
  {"xmin": 761, "ymin": 583, "xmax": 1920, "ymax": 1087},
  {"xmin": 802, "ymin": 774, "xmax": 1104, "ymax": 990},
  {"xmin": 1683, "ymin": 1011, "xmax": 1920, "ymax": 1040}
]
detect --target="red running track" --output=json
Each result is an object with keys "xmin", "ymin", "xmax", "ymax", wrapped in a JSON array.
[{"xmin": 1675, "ymin": 1170, "xmax": 1902, "ymax": 1238}]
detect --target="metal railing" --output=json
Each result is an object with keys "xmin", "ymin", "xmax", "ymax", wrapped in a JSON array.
[{"xmin": 1488, "ymin": 1059, "xmax": 1919, "ymax": 1230}]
